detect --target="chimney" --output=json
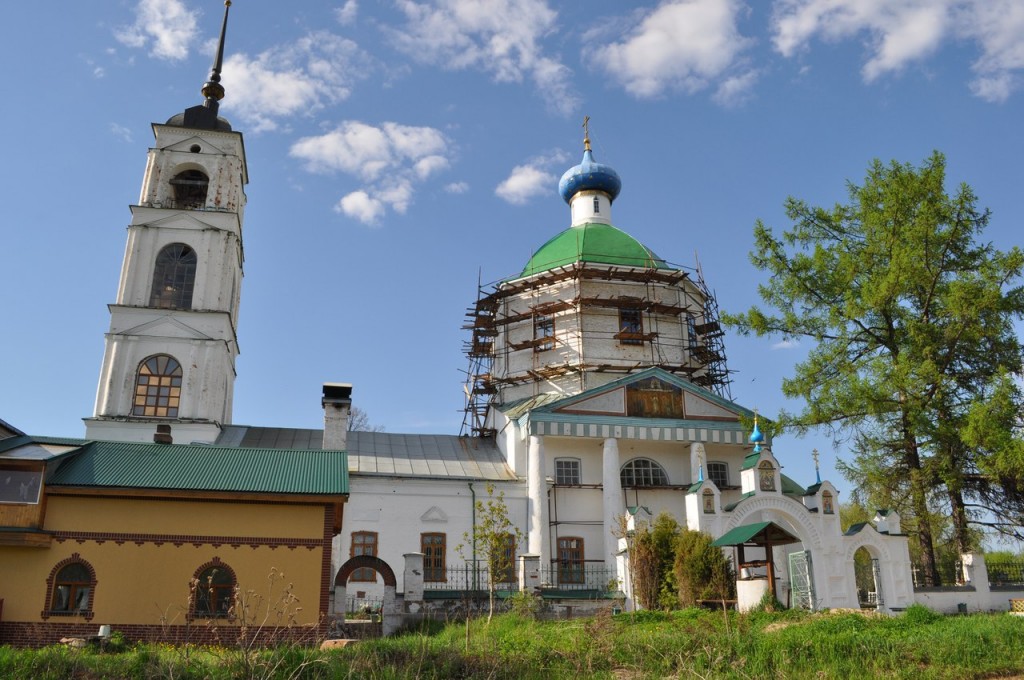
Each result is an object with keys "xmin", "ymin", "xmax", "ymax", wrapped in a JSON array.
[
  {"xmin": 322, "ymin": 383, "xmax": 352, "ymax": 450},
  {"xmin": 154, "ymin": 424, "xmax": 173, "ymax": 445}
]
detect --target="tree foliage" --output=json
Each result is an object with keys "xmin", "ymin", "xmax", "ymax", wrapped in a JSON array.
[
  {"xmin": 458, "ymin": 483, "xmax": 523, "ymax": 623},
  {"xmin": 348, "ymin": 406, "xmax": 385, "ymax": 432},
  {"xmin": 673, "ymin": 529, "xmax": 735, "ymax": 607},
  {"xmin": 724, "ymin": 152, "xmax": 1024, "ymax": 583}
]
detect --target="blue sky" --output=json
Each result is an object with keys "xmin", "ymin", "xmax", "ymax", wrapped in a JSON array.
[{"xmin": 1, "ymin": 0, "xmax": 1022, "ymax": 498}]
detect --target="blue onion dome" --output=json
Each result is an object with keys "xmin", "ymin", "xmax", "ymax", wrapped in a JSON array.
[
  {"xmin": 750, "ymin": 417, "xmax": 764, "ymax": 453},
  {"xmin": 558, "ymin": 147, "xmax": 621, "ymax": 204}
]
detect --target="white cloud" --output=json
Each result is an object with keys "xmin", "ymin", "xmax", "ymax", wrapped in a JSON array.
[
  {"xmin": 772, "ymin": 0, "xmax": 950, "ymax": 81},
  {"xmin": 445, "ymin": 181, "xmax": 470, "ymax": 194},
  {"xmin": 495, "ymin": 164, "xmax": 554, "ymax": 205},
  {"xmin": 292, "ymin": 121, "xmax": 453, "ymax": 224},
  {"xmin": 335, "ymin": 0, "xmax": 359, "ymax": 25},
  {"xmin": 337, "ymin": 191, "xmax": 385, "ymax": 224},
  {"xmin": 388, "ymin": 0, "xmax": 578, "ymax": 115},
  {"xmin": 957, "ymin": 0, "xmax": 1024, "ymax": 102},
  {"xmin": 414, "ymin": 155, "xmax": 450, "ymax": 179},
  {"xmin": 110, "ymin": 123, "xmax": 133, "ymax": 142},
  {"xmin": 771, "ymin": 0, "xmax": 1024, "ymax": 101},
  {"xmin": 115, "ymin": 0, "xmax": 198, "ymax": 61},
  {"xmin": 589, "ymin": 0, "xmax": 753, "ymax": 99},
  {"xmin": 771, "ymin": 338, "xmax": 800, "ymax": 350},
  {"xmin": 222, "ymin": 32, "xmax": 372, "ymax": 133},
  {"xmin": 713, "ymin": 69, "xmax": 759, "ymax": 106}
]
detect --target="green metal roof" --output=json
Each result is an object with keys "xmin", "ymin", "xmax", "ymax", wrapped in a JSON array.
[
  {"xmin": 47, "ymin": 440, "xmax": 348, "ymax": 496},
  {"xmin": 519, "ymin": 223, "xmax": 670, "ymax": 277},
  {"xmin": 712, "ymin": 521, "xmax": 801, "ymax": 547}
]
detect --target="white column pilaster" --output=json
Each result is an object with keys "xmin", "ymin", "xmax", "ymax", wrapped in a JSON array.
[
  {"xmin": 528, "ymin": 435, "xmax": 548, "ymax": 568},
  {"xmin": 602, "ymin": 437, "xmax": 622, "ymax": 575}
]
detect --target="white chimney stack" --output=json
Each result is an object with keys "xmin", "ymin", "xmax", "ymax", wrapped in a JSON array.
[{"xmin": 322, "ymin": 383, "xmax": 352, "ymax": 450}]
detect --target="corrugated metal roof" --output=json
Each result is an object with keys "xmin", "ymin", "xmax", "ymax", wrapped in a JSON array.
[
  {"xmin": 47, "ymin": 440, "xmax": 348, "ymax": 495},
  {"xmin": 215, "ymin": 426, "xmax": 515, "ymax": 481},
  {"xmin": 347, "ymin": 432, "xmax": 515, "ymax": 481}
]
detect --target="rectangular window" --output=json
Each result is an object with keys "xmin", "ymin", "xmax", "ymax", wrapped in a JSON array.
[
  {"xmin": 0, "ymin": 468, "xmax": 42, "ymax": 504},
  {"xmin": 707, "ymin": 462, "xmax": 729, "ymax": 489},
  {"xmin": 534, "ymin": 314, "xmax": 555, "ymax": 352},
  {"xmin": 496, "ymin": 533, "xmax": 517, "ymax": 583},
  {"xmin": 350, "ymin": 531, "xmax": 378, "ymax": 582},
  {"xmin": 554, "ymin": 458, "xmax": 581, "ymax": 485},
  {"xmin": 618, "ymin": 308, "xmax": 644, "ymax": 345},
  {"xmin": 422, "ymin": 533, "xmax": 446, "ymax": 582},
  {"xmin": 557, "ymin": 536, "xmax": 584, "ymax": 584},
  {"xmin": 686, "ymin": 314, "xmax": 698, "ymax": 350}
]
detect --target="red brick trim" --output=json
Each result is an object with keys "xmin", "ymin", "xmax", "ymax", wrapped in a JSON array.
[
  {"xmin": 335, "ymin": 555, "xmax": 397, "ymax": 588},
  {"xmin": 41, "ymin": 553, "xmax": 97, "ymax": 622},
  {"xmin": 318, "ymin": 506, "xmax": 332, "ymax": 637},
  {"xmin": 188, "ymin": 557, "xmax": 237, "ymax": 622},
  {"xmin": 52, "ymin": 530, "xmax": 322, "ymax": 550}
]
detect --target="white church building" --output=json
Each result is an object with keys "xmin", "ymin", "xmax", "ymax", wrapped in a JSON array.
[{"xmin": 24, "ymin": 10, "xmax": 930, "ymax": 621}]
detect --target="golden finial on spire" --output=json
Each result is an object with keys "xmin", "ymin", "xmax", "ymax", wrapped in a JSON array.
[{"xmin": 582, "ymin": 115, "xmax": 592, "ymax": 151}]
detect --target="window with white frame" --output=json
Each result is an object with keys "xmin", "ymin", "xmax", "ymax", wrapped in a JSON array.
[
  {"xmin": 620, "ymin": 458, "xmax": 669, "ymax": 487},
  {"xmin": 554, "ymin": 458, "xmax": 581, "ymax": 485}
]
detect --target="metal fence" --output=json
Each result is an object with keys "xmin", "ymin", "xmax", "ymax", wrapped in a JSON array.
[
  {"xmin": 540, "ymin": 562, "xmax": 617, "ymax": 592},
  {"xmin": 911, "ymin": 558, "xmax": 1024, "ymax": 588},
  {"xmin": 423, "ymin": 564, "xmax": 519, "ymax": 592},
  {"xmin": 988, "ymin": 559, "xmax": 1024, "ymax": 586},
  {"xmin": 345, "ymin": 594, "xmax": 384, "ymax": 615}
]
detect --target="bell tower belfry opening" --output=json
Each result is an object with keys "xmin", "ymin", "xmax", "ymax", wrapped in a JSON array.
[{"xmin": 85, "ymin": 1, "xmax": 248, "ymax": 444}]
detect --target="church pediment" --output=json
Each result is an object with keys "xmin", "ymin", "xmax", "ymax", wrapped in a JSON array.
[
  {"xmin": 117, "ymin": 315, "xmax": 213, "ymax": 341},
  {"xmin": 540, "ymin": 368, "xmax": 751, "ymax": 423},
  {"xmin": 163, "ymin": 135, "xmax": 229, "ymax": 155},
  {"xmin": 131, "ymin": 211, "xmax": 221, "ymax": 232},
  {"xmin": 420, "ymin": 506, "xmax": 448, "ymax": 523}
]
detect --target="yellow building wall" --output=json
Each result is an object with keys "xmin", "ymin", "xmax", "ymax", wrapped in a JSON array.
[{"xmin": 0, "ymin": 495, "xmax": 329, "ymax": 627}]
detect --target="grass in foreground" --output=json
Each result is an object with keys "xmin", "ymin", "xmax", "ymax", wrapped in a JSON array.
[{"xmin": 1, "ymin": 605, "xmax": 1022, "ymax": 679}]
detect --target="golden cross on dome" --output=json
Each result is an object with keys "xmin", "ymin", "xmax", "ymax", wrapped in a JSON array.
[{"xmin": 582, "ymin": 116, "xmax": 592, "ymax": 151}]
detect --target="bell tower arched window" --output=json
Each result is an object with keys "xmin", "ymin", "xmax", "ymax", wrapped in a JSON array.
[
  {"xmin": 170, "ymin": 169, "xmax": 209, "ymax": 209},
  {"xmin": 133, "ymin": 355, "xmax": 182, "ymax": 417},
  {"xmin": 150, "ymin": 244, "xmax": 197, "ymax": 310}
]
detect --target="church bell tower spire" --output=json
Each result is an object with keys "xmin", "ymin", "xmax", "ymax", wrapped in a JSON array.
[{"xmin": 85, "ymin": 1, "xmax": 248, "ymax": 445}]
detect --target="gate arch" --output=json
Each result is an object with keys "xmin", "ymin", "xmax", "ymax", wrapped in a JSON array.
[{"xmin": 335, "ymin": 555, "xmax": 397, "ymax": 588}]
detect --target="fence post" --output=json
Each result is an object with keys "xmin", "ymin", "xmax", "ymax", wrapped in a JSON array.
[
  {"xmin": 519, "ymin": 554, "xmax": 541, "ymax": 594},
  {"xmin": 403, "ymin": 553, "xmax": 425, "ymax": 612}
]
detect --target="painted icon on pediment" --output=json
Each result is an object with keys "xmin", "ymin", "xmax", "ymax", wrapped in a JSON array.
[
  {"xmin": 758, "ymin": 460, "xmax": 776, "ymax": 492},
  {"xmin": 626, "ymin": 378, "xmax": 684, "ymax": 419},
  {"xmin": 703, "ymin": 488, "xmax": 715, "ymax": 514}
]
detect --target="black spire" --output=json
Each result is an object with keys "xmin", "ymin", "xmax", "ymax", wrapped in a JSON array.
[{"xmin": 171, "ymin": 1, "xmax": 233, "ymax": 131}]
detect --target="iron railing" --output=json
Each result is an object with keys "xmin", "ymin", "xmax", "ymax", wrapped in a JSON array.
[
  {"xmin": 988, "ymin": 559, "xmax": 1024, "ymax": 586},
  {"xmin": 423, "ymin": 564, "xmax": 519, "ymax": 592},
  {"xmin": 540, "ymin": 562, "xmax": 618, "ymax": 592}
]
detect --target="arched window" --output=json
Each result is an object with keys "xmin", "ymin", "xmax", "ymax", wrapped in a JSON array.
[
  {"xmin": 193, "ymin": 559, "xmax": 236, "ymax": 618},
  {"xmin": 593, "ymin": 195, "xmax": 600, "ymax": 214},
  {"xmin": 44, "ymin": 554, "xmax": 96, "ymax": 619},
  {"xmin": 150, "ymin": 243, "xmax": 197, "ymax": 309},
  {"xmin": 133, "ymin": 354, "xmax": 182, "ymax": 417},
  {"xmin": 620, "ymin": 458, "xmax": 669, "ymax": 487},
  {"xmin": 170, "ymin": 169, "xmax": 209, "ymax": 209}
]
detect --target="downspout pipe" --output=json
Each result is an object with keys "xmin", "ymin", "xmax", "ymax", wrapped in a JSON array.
[{"xmin": 469, "ymin": 481, "xmax": 478, "ymax": 592}]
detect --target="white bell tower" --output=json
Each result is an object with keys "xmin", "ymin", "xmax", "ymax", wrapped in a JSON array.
[{"xmin": 85, "ymin": 1, "xmax": 246, "ymax": 444}]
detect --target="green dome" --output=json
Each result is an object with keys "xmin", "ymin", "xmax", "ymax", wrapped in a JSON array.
[{"xmin": 519, "ymin": 223, "xmax": 669, "ymax": 278}]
